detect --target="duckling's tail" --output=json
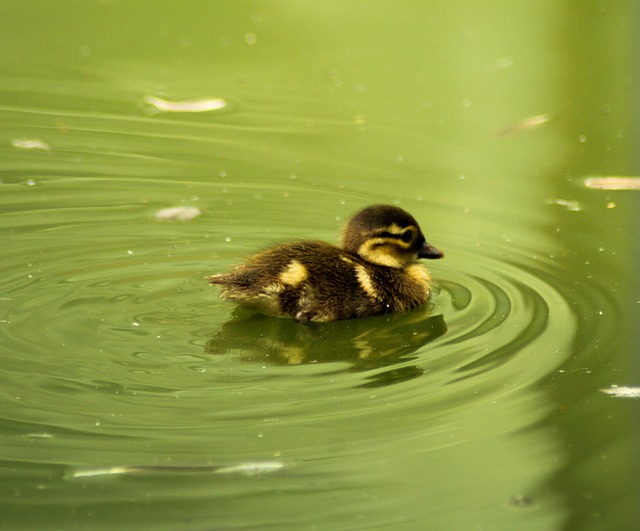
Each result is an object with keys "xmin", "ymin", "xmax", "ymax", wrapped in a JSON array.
[{"xmin": 206, "ymin": 274, "xmax": 232, "ymax": 285}]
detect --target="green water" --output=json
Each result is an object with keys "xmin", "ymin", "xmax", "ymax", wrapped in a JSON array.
[{"xmin": 1, "ymin": 1, "xmax": 639, "ymax": 529}]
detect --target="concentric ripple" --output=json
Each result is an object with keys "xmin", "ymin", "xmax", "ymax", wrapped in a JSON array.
[
  {"xmin": 1, "ymin": 92, "xmax": 625, "ymax": 530},
  {"xmin": 0, "ymin": 167, "xmax": 584, "ymax": 445}
]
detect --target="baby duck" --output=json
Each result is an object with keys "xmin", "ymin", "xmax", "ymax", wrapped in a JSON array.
[{"xmin": 207, "ymin": 204, "xmax": 444, "ymax": 322}]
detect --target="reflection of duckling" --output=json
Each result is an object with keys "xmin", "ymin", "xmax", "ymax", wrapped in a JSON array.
[
  {"xmin": 205, "ymin": 307, "xmax": 447, "ymax": 367},
  {"xmin": 207, "ymin": 205, "xmax": 443, "ymax": 322}
]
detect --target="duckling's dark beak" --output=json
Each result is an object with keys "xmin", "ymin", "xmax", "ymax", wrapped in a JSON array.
[{"xmin": 418, "ymin": 241, "xmax": 444, "ymax": 259}]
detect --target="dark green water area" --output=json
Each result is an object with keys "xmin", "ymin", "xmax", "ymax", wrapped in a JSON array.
[{"xmin": 1, "ymin": 2, "xmax": 639, "ymax": 529}]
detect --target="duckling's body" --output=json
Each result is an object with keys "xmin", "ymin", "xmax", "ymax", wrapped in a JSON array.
[{"xmin": 207, "ymin": 205, "xmax": 443, "ymax": 322}]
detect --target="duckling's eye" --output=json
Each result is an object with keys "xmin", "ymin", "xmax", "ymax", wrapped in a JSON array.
[{"xmin": 401, "ymin": 230, "xmax": 413, "ymax": 243}]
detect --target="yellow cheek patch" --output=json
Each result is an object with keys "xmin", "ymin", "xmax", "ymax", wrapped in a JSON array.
[
  {"xmin": 357, "ymin": 241, "xmax": 404, "ymax": 268},
  {"xmin": 278, "ymin": 260, "xmax": 309, "ymax": 286}
]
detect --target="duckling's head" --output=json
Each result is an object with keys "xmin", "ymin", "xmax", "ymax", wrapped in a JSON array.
[{"xmin": 341, "ymin": 205, "xmax": 444, "ymax": 268}]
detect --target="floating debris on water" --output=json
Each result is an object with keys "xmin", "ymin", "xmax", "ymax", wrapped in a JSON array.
[
  {"xmin": 546, "ymin": 198, "xmax": 581, "ymax": 211},
  {"xmin": 498, "ymin": 114, "xmax": 552, "ymax": 137},
  {"xmin": 143, "ymin": 95, "xmax": 228, "ymax": 113},
  {"xmin": 72, "ymin": 466, "xmax": 130, "ymax": 478},
  {"xmin": 584, "ymin": 177, "xmax": 640, "ymax": 190},
  {"xmin": 213, "ymin": 461, "xmax": 286, "ymax": 476},
  {"xmin": 600, "ymin": 386, "xmax": 640, "ymax": 398},
  {"xmin": 70, "ymin": 460, "xmax": 287, "ymax": 479},
  {"xmin": 11, "ymin": 138, "xmax": 51, "ymax": 151},
  {"xmin": 155, "ymin": 206, "xmax": 202, "ymax": 221},
  {"xmin": 507, "ymin": 495, "xmax": 536, "ymax": 509}
]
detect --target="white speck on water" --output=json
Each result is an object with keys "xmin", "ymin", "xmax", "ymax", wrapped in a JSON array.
[
  {"xmin": 584, "ymin": 176, "xmax": 640, "ymax": 190},
  {"xmin": 213, "ymin": 460, "xmax": 286, "ymax": 476},
  {"xmin": 496, "ymin": 56, "xmax": 513, "ymax": 70},
  {"xmin": 600, "ymin": 386, "xmax": 640, "ymax": 398},
  {"xmin": 497, "ymin": 114, "xmax": 551, "ymax": 136},
  {"xmin": 144, "ymin": 95, "xmax": 227, "ymax": 113},
  {"xmin": 547, "ymin": 198, "xmax": 582, "ymax": 211},
  {"xmin": 11, "ymin": 138, "xmax": 51, "ymax": 151},
  {"xmin": 155, "ymin": 206, "xmax": 202, "ymax": 221},
  {"xmin": 244, "ymin": 32, "xmax": 257, "ymax": 45}
]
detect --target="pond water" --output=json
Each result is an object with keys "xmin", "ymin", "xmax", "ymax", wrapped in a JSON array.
[{"xmin": 1, "ymin": 1, "xmax": 639, "ymax": 529}]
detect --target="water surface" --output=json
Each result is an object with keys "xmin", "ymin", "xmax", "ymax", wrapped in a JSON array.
[{"xmin": 1, "ymin": 1, "xmax": 639, "ymax": 529}]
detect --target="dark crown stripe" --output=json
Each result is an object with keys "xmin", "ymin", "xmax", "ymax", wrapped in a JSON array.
[{"xmin": 377, "ymin": 231, "xmax": 403, "ymax": 239}]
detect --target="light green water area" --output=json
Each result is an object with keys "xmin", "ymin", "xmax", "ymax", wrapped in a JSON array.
[{"xmin": 2, "ymin": 2, "xmax": 639, "ymax": 529}]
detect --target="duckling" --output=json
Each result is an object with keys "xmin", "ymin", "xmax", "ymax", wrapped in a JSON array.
[{"xmin": 207, "ymin": 204, "xmax": 444, "ymax": 322}]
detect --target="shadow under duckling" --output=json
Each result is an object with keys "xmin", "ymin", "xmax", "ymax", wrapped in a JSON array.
[{"xmin": 207, "ymin": 204, "xmax": 444, "ymax": 321}]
